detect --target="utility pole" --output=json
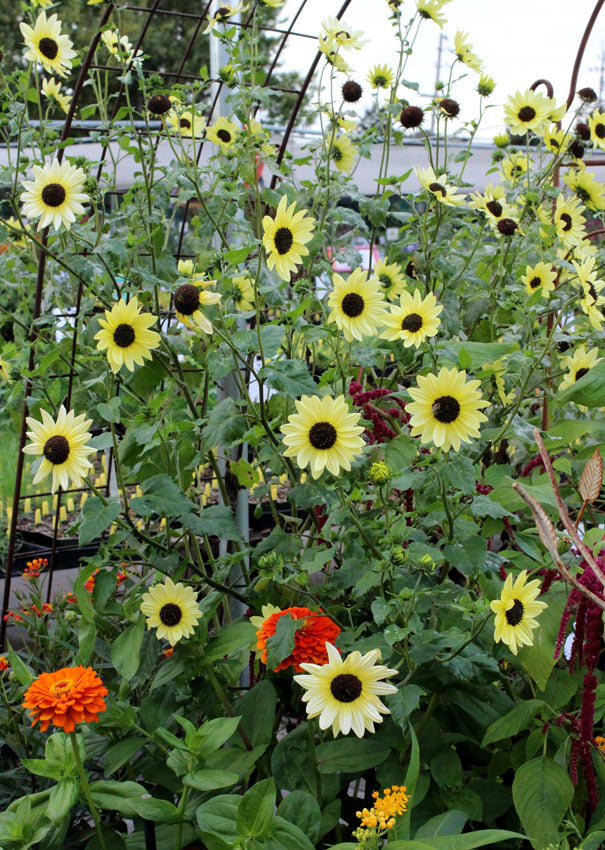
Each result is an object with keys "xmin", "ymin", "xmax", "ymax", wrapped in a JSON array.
[{"xmin": 429, "ymin": 32, "xmax": 446, "ymax": 135}]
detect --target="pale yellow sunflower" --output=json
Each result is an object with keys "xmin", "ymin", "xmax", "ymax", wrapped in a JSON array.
[
  {"xmin": 416, "ymin": 166, "xmax": 465, "ymax": 207},
  {"xmin": 327, "ymin": 268, "xmax": 387, "ymax": 342},
  {"xmin": 23, "ymin": 405, "xmax": 95, "ymax": 493},
  {"xmin": 21, "ymin": 11, "xmax": 76, "ymax": 78},
  {"xmin": 490, "ymin": 571, "xmax": 547, "ymax": 655},
  {"xmin": 94, "ymin": 297, "xmax": 161, "ymax": 373},
  {"xmin": 504, "ymin": 89, "xmax": 550, "ymax": 135},
  {"xmin": 521, "ymin": 262, "xmax": 556, "ymax": 298},
  {"xmin": 329, "ymin": 135, "xmax": 358, "ymax": 174},
  {"xmin": 140, "ymin": 578, "xmax": 202, "ymax": 645},
  {"xmin": 262, "ymin": 195, "xmax": 315, "ymax": 281},
  {"xmin": 173, "ymin": 281, "xmax": 221, "ymax": 334},
  {"xmin": 559, "ymin": 345, "xmax": 601, "ymax": 392},
  {"xmin": 206, "ymin": 116, "xmax": 239, "ymax": 149},
  {"xmin": 380, "ymin": 289, "xmax": 442, "ymax": 347},
  {"xmin": 372, "ymin": 259, "xmax": 406, "ymax": 300},
  {"xmin": 21, "ymin": 159, "xmax": 88, "ymax": 231},
  {"xmin": 588, "ymin": 110, "xmax": 605, "ymax": 150}
]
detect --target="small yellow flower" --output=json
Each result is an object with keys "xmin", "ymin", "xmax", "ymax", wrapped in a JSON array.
[
  {"xmin": 521, "ymin": 262, "xmax": 556, "ymax": 298},
  {"xmin": 454, "ymin": 30, "xmax": 483, "ymax": 72},
  {"xmin": 490, "ymin": 571, "xmax": 547, "ymax": 655},
  {"xmin": 416, "ymin": 166, "xmax": 465, "ymax": 207},
  {"xmin": 206, "ymin": 116, "xmax": 239, "ymax": 149},
  {"xmin": 329, "ymin": 135, "xmax": 358, "ymax": 173},
  {"xmin": 367, "ymin": 64, "xmax": 395, "ymax": 90}
]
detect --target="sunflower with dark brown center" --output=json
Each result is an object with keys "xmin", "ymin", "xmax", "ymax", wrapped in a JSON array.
[
  {"xmin": 342, "ymin": 80, "xmax": 362, "ymax": 102},
  {"xmin": 381, "ymin": 289, "xmax": 442, "ymax": 347},
  {"xmin": 490, "ymin": 571, "xmax": 547, "ymax": 655},
  {"xmin": 407, "ymin": 366, "xmax": 489, "ymax": 452},
  {"xmin": 560, "ymin": 345, "xmax": 601, "ymax": 393},
  {"xmin": 95, "ymin": 296, "xmax": 161, "ymax": 373},
  {"xmin": 293, "ymin": 643, "xmax": 398, "ymax": 737},
  {"xmin": 21, "ymin": 11, "xmax": 76, "ymax": 79},
  {"xmin": 504, "ymin": 89, "xmax": 550, "ymax": 135},
  {"xmin": 400, "ymin": 106, "xmax": 424, "ymax": 128},
  {"xmin": 147, "ymin": 94, "xmax": 172, "ymax": 116},
  {"xmin": 327, "ymin": 267, "xmax": 387, "ymax": 341},
  {"xmin": 140, "ymin": 577, "xmax": 202, "ymax": 645},
  {"xmin": 262, "ymin": 195, "xmax": 315, "ymax": 281},
  {"xmin": 206, "ymin": 115, "xmax": 239, "ymax": 149},
  {"xmin": 23, "ymin": 405, "xmax": 95, "ymax": 494}
]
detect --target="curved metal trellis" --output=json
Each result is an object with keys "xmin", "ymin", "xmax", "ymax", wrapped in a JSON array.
[{"xmin": 0, "ymin": 0, "xmax": 356, "ymax": 646}]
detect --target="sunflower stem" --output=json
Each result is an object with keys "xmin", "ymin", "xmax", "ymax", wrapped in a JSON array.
[
  {"xmin": 307, "ymin": 718, "xmax": 323, "ymax": 808},
  {"xmin": 437, "ymin": 472, "xmax": 455, "ymax": 542},
  {"xmin": 69, "ymin": 731, "xmax": 107, "ymax": 850}
]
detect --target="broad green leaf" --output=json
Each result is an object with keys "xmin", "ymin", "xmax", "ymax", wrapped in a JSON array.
[
  {"xmin": 482, "ymin": 699, "xmax": 546, "ymax": 747},
  {"xmin": 236, "ymin": 778, "xmax": 276, "ymax": 838},
  {"xmin": 234, "ymin": 680, "xmax": 278, "ymax": 748},
  {"xmin": 128, "ymin": 796, "xmax": 181, "ymax": 823},
  {"xmin": 415, "ymin": 811, "xmax": 468, "ymax": 839},
  {"xmin": 261, "ymin": 359, "xmax": 318, "ymax": 396},
  {"xmin": 203, "ymin": 620, "xmax": 257, "ymax": 663},
  {"xmin": 387, "ymin": 831, "xmax": 526, "ymax": 849},
  {"xmin": 79, "ymin": 497, "xmax": 121, "ymax": 546},
  {"xmin": 316, "ymin": 737, "xmax": 390, "ymax": 774},
  {"xmin": 398, "ymin": 723, "xmax": 420, "ymax": 840},
  {"xmin": 197, "ymin": 794, "xmax": 240, "ymax": 848},
  {"xmin": 265, "ymin": 613, "xmax": 302, "ymax": 669},
  {"xmin": 103, "ymin": 737, "xmax": 144, "ymax": 777},
  {"xmin": 6, "ymin": 642, "xmax": 34, "ymax": 687},
  {"xmin": 512, "ymin": 757, "xmax": 574, "ymax": 849},
  {"xmin": 111, "ymin": 619, "xmax": 144, "ymax": 681},
  {"xmin": 384, "ymin": 434, "xmax": 417, "ymax": 470},
  {"xmin": 181, "ymin": 504, "xmax": 243, "ymax": 541},
  {"xmin": 47, "ymin": 778, "xmax": 79, "ymax": 824},
  {"xmin": 183, "ymin": 769, "xmax": 239, "ymax": 791},
  {"xmin": 437, "ymin": 341, "xmax": 519, "ymax": 370},
  {"xmin": 271, "ymin": 815, "xmax": 316, "ymax": 850},
  {"xmin": 276, "ymin": 791, "xmax": 321, "ymax": 845},
  {"xmin": 89, "ymin": 780, "xmax": 148, "ymax": 816},
  {"xmin": 386, "ymin": 686, "xmax": 424, "ymax": 730},
  {"xmin": 130, "ymin": 474, "xmax": 194, "ymax": 518},
  {"xmin": 194, "ymin": 716, "xmax": 242, "ymax": 758},
  {"xmin": 430, "ymin": 749, "xmax": 462, "ymax": 788}
]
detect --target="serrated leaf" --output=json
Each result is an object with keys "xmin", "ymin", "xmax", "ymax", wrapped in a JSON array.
[
  {"xmin": 265, "ymin": 613, "xmax": 302, "ymax": 670},
  {"xmin": 579, "ymin": 449, "xmax": 603, "ymax": 503}
]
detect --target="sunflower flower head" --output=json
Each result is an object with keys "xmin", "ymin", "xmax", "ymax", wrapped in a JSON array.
[
  {"xmin": 504, "ymin": 89, "xmax": 550, "ymax": 135},
  {"xmin": 140, "ymin": 577, "xmax": 202, "ymax": 645},
  {"xmin": 94, "ymin": 296, "xmax": 161, "ymax": 372},
  {"xmin": 564, "ymin": 166, "xmax": 605, "ymax": 211},
  {"xmin": 416, "ymin": 166, "xmax": 465, "ymax": 207},
  {"xmin": 23, "ymin": 405, "xmax": 95, "ymax": 494},
  {"xmin": 256, "ymin": 606, "xmax": 341, "ymax": 672},
  {"xmin": 23, "ymin": 666, "xmax": 107, "ymax": 733},
  {"xmin": 367, "ymin": 64, "xmax": 395, "ymax": 90},
  {"xmin": 21, "ymin": 159, "xmax": 88, "ymax": 232},
  {"xmin": 454, "ymin": 30, "xmax": 483, "ymax": 72},
  {"xmin": 380, "ymin": 289, "xmax": 442, "ymax": 347},
  {"xmin": 490, "ymin": 571, "xmax": 548, "ymax": 655},
  {"xmin": 407, "ymin": 366, "xmax": 489, "ymax": 452},
  {"xmin": 327, "ymin": 268, "xmax": 387, "ymax": 342},
  {"xmin": 559, "ymin": 345, "xmax": 602, "ymax": 392},
  {"xmin": 21, "ymin": 11, "xmax": 76, "ymax": 78},
  {"xmin": 521, "ymin": 262, "xmax": 556, "ymax": 298},
  {"xmin": 206, "ymin": 116, "xmax": 239, "ymax": 149},
  {"xmin": 281, "ymin": 394, "xmax": 365, "ymax": 479},
  {"xmin": 294, "ymin": 643, "xmax": 397, "ymax": 737},
  {"xmin": 416, "ymin": 0, "xmax": 451, "ymax": 28},
  {"xmin": 329, "ymin": 135, "xmax": 358, "ymax": 173},
  {"xmin": 230, "ymin": 275, "xmax": 255, "ymax": 312},
  {"xmin": 262, "ymin": 195, "xmax": 315, "ymax": 281}
]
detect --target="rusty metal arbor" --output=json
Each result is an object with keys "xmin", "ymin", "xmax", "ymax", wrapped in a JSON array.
[{"xmin": 0, "ymin": 0, "xmax": 353, "ymax": 644}]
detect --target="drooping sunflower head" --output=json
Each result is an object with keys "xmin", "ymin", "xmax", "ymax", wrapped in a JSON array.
[
  {"xmin": 559, "ymin": 345, "xmax": 602, "ymax": 392},
  {"xmin": 563, "ymin": 167, "xmax": 605, "ymax": 211},
  {"xmin": 94, "ymin": 296, "xmax": 161, "ymax": 373},
  {"xmin": 380, "ymin": 289, "xmax": 442, "ymax": 347},
  {"xmin": 416, "ymin": 166, "xmax": 465, "ymax": 207},
  {"xmin": 21, "ymin": 159, "xmax": 89, "ymax": 232},
  {"xmin": 372, "ymin": 259, "xmax": 406, "ymax": 300},
  {"xmin": 490, "ymin": 571, "xmax": 548, "ymax": 655},
  {"xmin": 262, "ymin": 195, "xmax": 316, "ymax": 281},
  {"xmin": 554, "ymin": 193, "xmax": 586, "ymax": 247},
  {"xmin": 407, "ymin": 366, "xmax": 489, "ymax": 452},
  {"xmin": 453, "ymin": 30, "xmax": 483, "ymax": 72},
  {"xmin": 416, "ymin": 0, "xmax": 451, "ymax": 28},
  {"xmin": 173, "ymin": 280, "xmax": 221, "ymax": 333},
  {"xmin": 330, "ymin": 135, "xmax": 358, "ymax": 174},
  {"xmin": 140, "ymin": 577, "xmax": 202, "ymax": 645},
  {"xmin": 367, "ymin": 64, "xmax": 395, "ymax": 90},
  {"xmin": 23, "ymin": 405, "xmax": 95, "ymax": 493},
  {"xmin": 206, "ymin": 115, "xmax": 239, "ymax": 149},
  {"xmin": 327, "ymin": 268, "xmax": 387, "ymax": 342},
  {"xmin": 280, "ymin": 394, "xmax": 365, "ymax": 479},
  {"xmin": 204, "ymin": 1, "xmax": 250, "ymax": 32},
  {"xmin": 293, "ymin": 643, "xmax": 398, "ymax": 737},
  {"xmin": 320, "ymin": 17, "xmax": 367, "ymax": 51},
  {"xmin": 503, "ymin": 89, "xmax": 550, "ymax": 135},
  {"xmin": 20, "ymin": 11, "xmax": 76, "ymax": 78},
  {"xmin": 521, "ymin": 262, "xmax": 556, "ymax": 298},
  {"xmin": 230, "ymin": 275, "xmax": 255, "ymax": 312}
]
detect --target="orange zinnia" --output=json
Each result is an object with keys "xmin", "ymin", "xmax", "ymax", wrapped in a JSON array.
[
  {"xmin": 256, "ymin": 606, "xmax": 341, "ymax": 672},
  {"xmin": 23, "ymin": 666, "xmax": 108, "ymax": 733}
]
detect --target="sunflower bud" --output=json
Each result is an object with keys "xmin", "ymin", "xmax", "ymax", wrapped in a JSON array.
[
  {"xmin": 477, "ymin": 74, "xmax": 496, "ymax": 97},
  {"xmin": 391, "ymin": 546, "xmax": 407, "ymax": 565},
  {"xmin": 342, "ymin": 80, "xmax": 363, "ymax": 103},
  {"xmin": 369, "ymin": 461, "xmax": 391, "ymax": 485},
  {"xmin": 493, "ymin": 132, "xmax": 509, "ymax": 148},
  {"xmin": 400, "ymin": 106, "xmax": 424, "ymax": 128},
  {"xmin": 258, "ymin": 551, "xmax": 282, "ymax": 571},
  {"xmin": 64, "ymin": 609, "xmax": 78, "ymax": 623},
  {"xmin": 219, "ymin": 64, "xmax": 237, "ymax": 86},
  {"xmin": 578, "ymin": 87, "xmax": 598, "ymax": 103}
]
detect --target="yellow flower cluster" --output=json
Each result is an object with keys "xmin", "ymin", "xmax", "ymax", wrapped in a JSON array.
[{"xmin": 355, "ymin": 785, "xmax": 409, "ymax": 833}]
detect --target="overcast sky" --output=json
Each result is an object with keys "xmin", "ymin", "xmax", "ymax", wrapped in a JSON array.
[{"xmin": 276, "ymin": 0, "xmax": 605, "ymax": 139}]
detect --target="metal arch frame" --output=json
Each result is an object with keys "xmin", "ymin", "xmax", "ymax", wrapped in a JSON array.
[{"xmin": 0, "ymin": 0, "xmax": 356, "ymax": 645}]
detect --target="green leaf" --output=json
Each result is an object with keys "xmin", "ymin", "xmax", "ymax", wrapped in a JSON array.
[
  {"xmin": 197, "ymin": 794, "xmax": 240, "ymax": 844},
  {"xmin": 482, "ymin": 699, "xmax": 546, "ymax": 747},
  {"xmin": 183, "ymin": 769, "xmax": 239, "ymax": 791},
  {"xmin": 194, "ymin": 716, "xmax": 242, "ymax": 758},
  {"xmin": 234, "ymin": 680, "xmax": 278, "ymax": 748},
  {"xmin": 415, "ymin": 811, "xmax": 468, "ymax": 839},
  {"xmin": 75, "ymin": 619, "xmax": 97, "ymax": 666},
  {"xmin": 128, "ymin": 796, "xmax": 181, "ymax": 823},
  {"xmin": 79, "ymin": 497, "xmax": 121, "ymax": 546},
  {"xmin": 97, "ymin": 397, "xmax": 121, "ymax": 423},
  {"xmin": 276, "ymin": 791, "xmax": 321, "ymax": 845},
  {"xmin": 429, "ymin": 749, "xmax": 462, "ymax": 788},
  {"xmin": 437, "ymin": 341, "xmax": 519, "ymax": 370},
  {"xmin": 580, "ymin": 832, "xmax": 605, "ymax": 850},
  {"xmin": 130, "ymin": 474, "xmax": 194, "ymax": 518},
  {"xmin": 444, "ymin": 456, "xmax": 476, "ymax": 495},
  {"xmin": 6, "ymin": 642, "xmax": 34, "ymax": 687},
  {"xmin": 103, "ymin": 737, "xmax": 144, "ymax": 777},
  {"xmin": 261, "ymin": 360, "xmax": 317, "ymax": 396},
  {"xmin": 458, "ymin": 348, "xmax": 472, "ymax": 370},
  {"xmin": 111, "ymin": 619, "xmax": 144, "ymax": 680},
  {"xmin": 399, "ymin": 722, "xmax": 420, "ymax": 840},
  {"xmin": 384, "ymin": 434, "xmax": 417, "ymax": 470},
  {"xmin": 386, "ymin": 686, "xmax": 424, "ymax": 729},
  {"xmin": 236, "ymin": 778, "xmax": 276, "ymax": 838},
  {"xmin": 387, "ymin": 831, "xmax": 526, "ymax": 850},
  {"xmin": 517, "ymin": 587, "xmax": 568, "ymax": 691},
  {"xmin": 265, "ymin": 613, "xmax": 302, "ymax": 669},
  {"xmin": 203, "ymin": 620, "xmax": 257, "ymax": 663},
  {"xmin": 316, "ymin": 737, "xmax": 390, "ymax": 774},
  {"xmin": 47, "ymin": 778, "xmax": 79, "ymax": 824},
  {"xmin": 89, "ymin": 780, "xmax": 148, "ymax": 816},
  {"xmin": 181, "ymin": 504, "xmax": 242, "ymax": 541},
  {"xmin": 271, "ymin": 815, "xmax": 316, "ymax": 850},
  {"xmin": 512, "ymin": 757, "xmax": 574, "ymax": 849}
]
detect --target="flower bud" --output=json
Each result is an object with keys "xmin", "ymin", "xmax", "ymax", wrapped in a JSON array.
[
  {"xmin": 369, "ymin": 461, "xmax": 391, "ymax": 485},
  {"xmin": 578, "ymin": 87, "xmax": 598, "ymax": 103},
  {"xmin": 400, "ymin": 106, "xmax": 424, "ymax": 128},
  {"xmin": 342, "ymin": 80, "xmax": 363, "ymax": 103},
  {"xmin": 391, "ymin": 546, "xmax": 407, "ymax": 566}
]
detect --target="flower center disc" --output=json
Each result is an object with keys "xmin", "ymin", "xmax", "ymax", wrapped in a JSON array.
[
  {"xmin": 148, "ymin": 94, "xmax": 172, "ymax": 115},
  {"xmin": 518, "ymin": 105, "xmax": 536, "ymax": 122},
  {"xmin": 113, "ymin": 323, "xmax": 136, "ymax": 348},
  {"xmin": 43, "ymin": 435, "xmax": 70, "ymax": 465},
  {"xmin": 431, "ymin": 395, "xmax": 461, "ymax": 423},
  {"xmin": 180, "ymin": 118, "xmax": 191, "ymax": 129},
  {"xmin": 159, "ymin": 603, "xmax": 183, "ymax": 626},
  {"xmin": 529, "ymin": 277, "xmax": 541, "ymax": 289},
  {"xmin": 401, "ymin": 312, "xmax": 423, "ymax": 332},
  {"xmin": 341, "ymin": 292, "xmax": 365, "ymax": 317},
  {"xmin": 485, "ymin": 200, "xmax": 503, "ymax": 217},
  {"xmin": 596, "ymin": 124, "xmax": 605, "ymax": 139},
  {"xmin": 505, "ymin": 598, "xmax": 524, "ymax": 626},
  {"xmin": 575, "ymin": 367, "xmax": 590, "ymax": 381},
  {"xmin": 50, "ymin": 679, "xmax": 72, "ymax": 698},
  {"xmin": 174, "ymin": 284, "xmax": 200, "ymax": 315},
  {"xmin": 429, "ymin": 182, "xmax": 447, "ymax": 197},
  {"xmin": 41, "ymin": 183, "xmax": 67, "ymax": 208},
  {"xmin": 330, "ymin": 673, "xmax": 362, "ymax": 703},
  {"xmin": 332, "ymin": 146, "xmax": 343, "ymax": 161},
  {"xmin": 217, "ymin": 129, "xmax": 231, "ymax": 143},
  {"xmin": 308, "ymin": 421, "xmax": 337, "ymax": 450},
  {"xmin": 38, "ymin": 37, "xmax": 59, "ymax": 60},
  {"xmin": 273, "ymin": 227, "xmax": 294, "ymax": 255},
  {"xmin": 559, "ymin": 213, "xmax": 572, "ymax": 231}
]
